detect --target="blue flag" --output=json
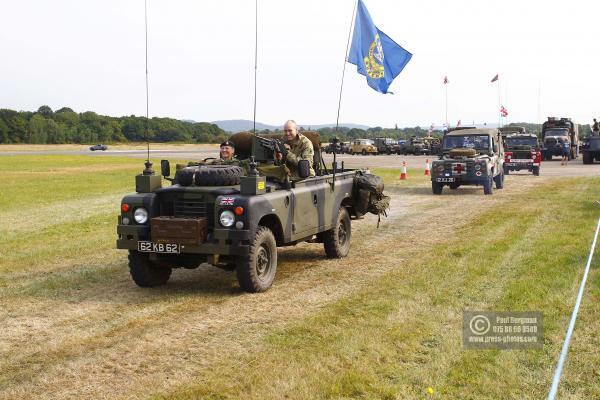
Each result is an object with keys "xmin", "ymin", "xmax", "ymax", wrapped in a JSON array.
[{"xmin": 348, "ymin": 0, "xmax": 412, "ymax": 94}]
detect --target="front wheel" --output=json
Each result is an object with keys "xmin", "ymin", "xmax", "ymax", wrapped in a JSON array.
[
  {"xmin": 236, "ymin": 226, "xmax": 277, "ymax": 293},
  {"xmin": 128, "ymin": 251, "xmax": 172, "ymax": 287},
  {"xmin": 432, "ymin": 181, "xmax": 443, "ymax": 195},
  {"xmin": 532, "ymin": 166, "xmax": 540, "ymax": 176},
  {"xmin": 322, "ymin": 207, "xmax": 351, "ymax": 258}
]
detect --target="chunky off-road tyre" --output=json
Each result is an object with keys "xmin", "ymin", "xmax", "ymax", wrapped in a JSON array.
[
  {"xmin": 432, "ymin": 181, "xmax": 443, "ymax": 195},
  {"xmin": 323, "ymin": 207, "xmax": 351, "ymax": 258},
  {"xmin": 532, "ymin": 165, "xmax": 540, "ymax": 176},
  {"xmin": 175, "ymin": 165, "xmax": 244, "ymax": 186},
  {"xmin": 128, "ymin": 251, "xmax": 172, "ymax": 287},
  {"xmin": 583, "ymin": 152, "xmax": 592, "ymax": 164},
  {"xmin": 494, "ymin": 172, "xmax": 504, "ymax": 189},
  {"xmin": 236, "ymin": 226, "xmax": 277, "ymax": 293},
  {"xmin": 362, "ymin": 149, "xmax": 367, "ymax": 156},
  {"xmin": 483, "ymin": 177, "xmax": 493, "ymax": 195}
]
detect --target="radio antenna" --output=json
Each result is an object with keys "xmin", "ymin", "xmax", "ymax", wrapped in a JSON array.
[
  {"xmin": 252, "ymin": 0, "xmax": 258, "ymax": 134},
  {"xmin": 143, "ymin": 0, "xmax": 153, "ymax": 174}
]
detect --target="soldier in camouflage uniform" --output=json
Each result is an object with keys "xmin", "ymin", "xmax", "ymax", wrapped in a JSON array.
[{"xmin": 276, "ymin": 120, "xmax": 315, "ymax": 180}]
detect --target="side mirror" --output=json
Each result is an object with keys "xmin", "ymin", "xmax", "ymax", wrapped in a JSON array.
[
  {"xmin": 297, "ymin": 159, "xmax": 310, "ymax": 179},
  {"xmin": 160, "ymin": 160, "xmax": 171, "ymax": 177}
]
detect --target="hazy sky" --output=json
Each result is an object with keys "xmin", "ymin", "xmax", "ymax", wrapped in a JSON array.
[{"xmin": 1, "ymin": 0, "xmax": 599, "ymax": 128}]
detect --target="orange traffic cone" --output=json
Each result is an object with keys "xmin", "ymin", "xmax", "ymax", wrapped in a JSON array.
[
  {"xmin": 424, "ymin": 159, "xmax": 430, "ymax": 175},
  {"xmin": 400, "ymin": 160, "xmax": 407, "ymax": 180}
]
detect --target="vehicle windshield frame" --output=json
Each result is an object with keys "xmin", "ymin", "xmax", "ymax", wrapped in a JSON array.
[
  {"xmin": 443, "ymin": 135, "xmax": 490, "ymax": 151},
  {"xmin": 505, "ymin": 137, "xmax": 538, "ymax": 147}
]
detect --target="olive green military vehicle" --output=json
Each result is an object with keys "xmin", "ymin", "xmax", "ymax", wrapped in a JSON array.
[
  {"xmin": 503, "ymin": 133, "xmax": 542, "ymax": 176},
  {"xmin": 399, "ymin": 136, "xmax": 429, "ymax": 155},
  {"xmin": 581, "ymin": 136, "xmax": 600, "ymax": 164},
  {"xmin": 431, "ymin": 128, "xmax": 505, "ymax": 195},
  {"xmin": 116, "ymin": 133, "xmax": 388, "ymax": 293},
  {"xmin": 541, "ymin": 117, "xmax": 580, "ymax": 160}
]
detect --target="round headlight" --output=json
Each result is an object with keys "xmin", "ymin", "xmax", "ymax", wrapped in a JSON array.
[
  {"xmin": 437, "ymin": 165, "xmax": 444, "ymax": 172},
  {"xmin": 219, "ymin": 210, "xmax": 235, "ymax": 227},
  {"xmin": 134, "ymin": 208, "xmax": 148, "ymax": 224},
  {"xmin": 474, "ymin": 164, "xmax": 481, "ymax": 171}
]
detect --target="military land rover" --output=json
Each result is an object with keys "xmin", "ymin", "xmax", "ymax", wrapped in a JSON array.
[
  {"xmin": 431, "ymin": 128, "xmax": 505, "ymax": 195},
  {"xmin": 503, "ymin": 133, "xmax": 541, "ymax": 175},
  {"xmin": 116, "ymin": 133, "xmax": 388, "ymax": 292}
]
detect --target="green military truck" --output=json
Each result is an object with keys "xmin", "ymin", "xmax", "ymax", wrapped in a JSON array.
[
  {"xmin": 116, "ymin": 133, "xmax": 388, "ymax": 292},
  {"xmin": 430, "ymin": 128, "xmax": 505, "ymax": 195},
  {"xmin": 581, "ymin": 136, "xmax": 600, "ymax": 164},
  {"xmin": 541, "ymin": 117, "xmax": 579, "ymax": 160}
]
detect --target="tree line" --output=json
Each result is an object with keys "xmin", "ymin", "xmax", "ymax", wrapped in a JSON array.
[
  {"xmin": 0, "ymin": 106, "xmax": 228, "ymax": 144},
  {"xmin": 2, "ymin": 106, "xmax": 592, "ymax": 145}
]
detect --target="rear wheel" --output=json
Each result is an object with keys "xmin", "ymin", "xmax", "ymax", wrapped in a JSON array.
[
  {"xmin": 236, "ymin": 226, "xmax": 277, "ymax": 293},
  {"xmin": 483, "ymin": 177, "xmax": 493, "ymax": 195},
  {"xmin": 583, "ymin": 152, "xmax": 592, "ymax": 164},
  {"xmin": 493, "ymin": 172, "xmax": 504, "ymax": 189},
  {"xmin": 362, "ymin": 149, "xmax": 367, "ymax": 156},
  {"xmin": 432, "ymin": 181, "xmax": 443, "ymax": 195},
  {"xmin": 322, "ymin": 207, "xmax": 351, "ymax": 258},
  {"xmin": 128, "ymin": 251, "xmax": 172, "ymax": 287},
  {"xmin": 503, "ymin": 165, "xmax": 510, "ymax": 175}
]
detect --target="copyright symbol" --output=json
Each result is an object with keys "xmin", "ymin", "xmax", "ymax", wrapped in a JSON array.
[{"xmin": 469, "ymin": 315, "xmax": 491, "ymax": 335}]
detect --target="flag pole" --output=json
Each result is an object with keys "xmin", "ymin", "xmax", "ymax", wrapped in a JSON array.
[
  {"xmin": 497, "ymin": 78, "xmax": 501, "ymax": 128},
  {"xmin": 334, "ymin": 0, "xmax": 358, "ymax": 135},
  {"xmin": 445, "ymin": 83, "xmax": 448, "ymax": 127}
]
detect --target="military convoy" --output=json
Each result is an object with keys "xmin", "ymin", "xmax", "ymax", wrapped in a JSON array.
[
  {"xmin": 116, "ymin": 133, "xmax": 388, "ymax": 292},
  {"xmin": 503, "ymin": 133, "xmax": 541, "ymax": 176},
  {"xmin": 430, "ymin": 128, "xmax": 504, "ymax": 195},
  {"xmin": 541, "ymin": 117, "xmax": 579, "ymax": 160}
]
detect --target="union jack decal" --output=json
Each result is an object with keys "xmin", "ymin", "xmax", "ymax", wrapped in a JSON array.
[{"xmin": 220, "ymin": 197, "xmax": 234, "ymax": 206}]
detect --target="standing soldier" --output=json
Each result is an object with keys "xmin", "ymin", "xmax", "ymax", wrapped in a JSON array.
[
  {"xmin": 275, "ymin": 120, "xmax": 315, "ymax": 180},
  {"xmin": 593, "ymin": 118, "xmax": 599, "ymax": 136}
]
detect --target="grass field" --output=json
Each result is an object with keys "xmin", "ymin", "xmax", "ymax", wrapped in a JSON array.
[{"xmin": 0, "ymin": 154, "xmax": 599, "ymax": 399}]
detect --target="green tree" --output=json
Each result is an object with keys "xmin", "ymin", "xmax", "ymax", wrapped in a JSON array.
[{"xmin": 37, "ymin": 105, "xmax": 54, "ymax": 118}]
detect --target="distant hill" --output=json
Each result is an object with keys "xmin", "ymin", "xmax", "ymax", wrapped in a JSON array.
[{"xmin": 211, "ymin": 119, "xmax": 370, "ymax": 133}]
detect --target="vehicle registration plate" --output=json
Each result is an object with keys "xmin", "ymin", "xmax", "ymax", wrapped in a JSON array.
[
  {"xmin": 436, "ymin": 177, "xmax": 455, "ymax": 183},
  {"xmin": 137, "ymin": 241, "xmax": 180, "ymax": 253}
]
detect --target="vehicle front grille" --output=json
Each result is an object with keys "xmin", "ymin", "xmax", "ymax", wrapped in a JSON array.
[
  {"xmin": 158, "ymin": 193, "xmax": 214, "ymax": 225},
  {"xmin": 174, "ymin": 198, "xmax": 209, "ymax": 218}
]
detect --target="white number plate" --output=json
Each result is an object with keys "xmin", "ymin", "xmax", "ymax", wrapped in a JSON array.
[
  {"xmin": 436, "ymin": 177, "xmax": 455, "ymax": 183},
  {"xmin": 137, "ymin": 241, "xmax": 180, "ymax": 253}
]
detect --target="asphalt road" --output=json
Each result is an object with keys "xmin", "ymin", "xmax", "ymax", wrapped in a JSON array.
[{"xmin": 2, "ymin": 146, "xmax": 599, "ymax": 177}]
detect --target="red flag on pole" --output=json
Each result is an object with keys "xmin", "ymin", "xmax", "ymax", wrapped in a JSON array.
[
  {"xmin": 456, "ymin": 119, "xmax": 461, "ymax": 127},
  {"xmin": 491, "ymin": 74, "xmax": 499, "ymax": 83},
  {"xmin": 500, "ymin": 105, "xmax": 508, "ymax": 117},
  {"xmin": 443, "ymin": 76, "xmax": 448, "ymax": 84}
]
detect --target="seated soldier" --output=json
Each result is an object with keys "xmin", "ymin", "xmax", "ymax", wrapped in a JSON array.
[{"xmin": 275, "ymin": 120, "xmax": 315, "ymax": 180}]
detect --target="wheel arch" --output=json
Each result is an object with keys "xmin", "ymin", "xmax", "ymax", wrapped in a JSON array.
[{"xmin": 257, "ymin": 214, "xmax": 284, "ymax": 246}]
